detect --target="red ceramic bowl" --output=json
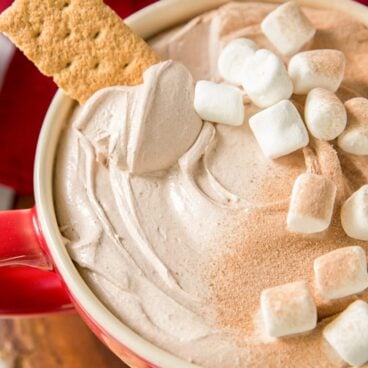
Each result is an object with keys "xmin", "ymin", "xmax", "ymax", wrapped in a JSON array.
[{"xmin": 0, "ymin": 0, "xmax": 367, "ymax": 367}]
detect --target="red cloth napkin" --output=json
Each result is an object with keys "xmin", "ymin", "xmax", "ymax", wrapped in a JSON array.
[{"xmin": 0, "ymin": 0, "xmax": 367, "ymax": 195}]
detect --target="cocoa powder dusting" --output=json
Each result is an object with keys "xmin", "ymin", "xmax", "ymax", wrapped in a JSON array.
[
  {"xmin": 208, "ymin": 201, "xmax": 367, "ymax": 332},
  {"xmin": 207, "ymin": 94, "xmax": 368, "ymax": 350},
  {"xmin": 308, "ymin": 50, "xmax": 345, "ymax": 78}
]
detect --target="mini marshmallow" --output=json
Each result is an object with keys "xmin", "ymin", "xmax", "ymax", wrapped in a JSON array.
[
  {"xmin": 304, "ymin": 88, "xmax": 347, "ymax": 141},
  {"xmin": 249, "ymin": 100, "xmax": 309, "ymax": 159},
  {"xmin": 287, "ymin": 173, "xmax": 336, "ymax": 234},
  {"xmin": 242, "ymin": 49, "xmax": 293, "ymax": 108},
  {"xmin": 314, "ymin": 246, "xmax": 368, "ymax": 300},
  {"xmin": 261, "ymin": 1, "xmax": 316, "ymax": 56},
  {"xmin": 261, "ymin": 281, "xmax": 317, "ymax": 338},
  {"xmin": 324, "ymin": 300, "xmax": 368, "ymax": 366},
  {"xmin": 288, "ymin": 50, "xmax": 345, "ymax": 95},
  {"xmin": 341, "ymin": 185, "xmax": 368, "ymax": 241},
  {"xmin": 338, "ymin": 97, "xmax": 368, "ymax": 155},
  {"xmin": 194, "ymin": 80, "xmax": 244, "ymax": 126},
  {"xmin": 218, "ymin": 38, "xmax": 257, "ymax": 85}
]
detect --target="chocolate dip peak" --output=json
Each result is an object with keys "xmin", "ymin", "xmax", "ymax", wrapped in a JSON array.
[{"xmin": 76, "ymin": 61, "xmax": 202, "ymax": 174}]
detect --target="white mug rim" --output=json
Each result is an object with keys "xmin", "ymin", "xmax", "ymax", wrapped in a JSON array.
[{"xmin": 33, "ymin": 0, "xmax": 368, "ymax": 367}]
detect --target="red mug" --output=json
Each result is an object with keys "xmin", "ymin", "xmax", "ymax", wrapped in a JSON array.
[{"xmin": 0, "ymin": 0, "xmax": 367, "ymax": 367}]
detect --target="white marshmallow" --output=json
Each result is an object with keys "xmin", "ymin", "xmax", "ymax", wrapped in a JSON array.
[
  {"xmin": 287, "ymin": 173, "xmax": 336, "ymax": 234},
  {"xmin": 341, "ymin": 185, "xmax": 368, "ymax": 241},
  {"xmin": 288, "ymin": 50, "xmax": 345, "ymax": 95},
  {"xmin": 261, "ymin": 1, "xmax": 316, "ymax": 56},
  {"xmin": 261, "ymin": 281, "xmax": 317, "ymax": 338},
  {"xmin": 324, "ymin": 300, "xmax": 368, "ymax": 366},
  {"xmin": 241, "ymin": 49, "xmax": 293, "ymax": 108},
  {"xmin": 194, "ymin": 80, "xmax": 244, "ymax": 126},
  {"xmin": 218, "ymin": 38, "xmax": 257, "ymax": 85},
  {"xmin": 314, "ymin": 246, "xmax": 368, "ymax": 300},
  {"xmin": 249, "ymin": 100, "xmax": 309, "ymax": 159},
  {"xmin": 304, "ymin": 88, "xmax": 347, "ymax": 141},
  {"xmin": 338, "ymin": 97, "xmax": 368, "ymax": 155}
]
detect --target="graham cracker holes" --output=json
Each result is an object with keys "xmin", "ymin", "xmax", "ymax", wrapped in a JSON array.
[
  {"xmin": 65, "ymin": 61, "xmax": 72, "ymax": 69},
  {"xmin": 62, "ymin": 1, "xmax": 70, "ymax": 10},
  {"xmin": 34, "ymin": 30, "xmax": 42, "ymax": 38},
  {"xmin": 93, "ymin": 62, "xmax": 100, "ymax": 70},
  {"xmin": 64, "ymin": 30, "xmax": 71, "ymax": 39}
]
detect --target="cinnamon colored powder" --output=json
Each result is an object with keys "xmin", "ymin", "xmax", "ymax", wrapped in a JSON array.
[
  {"xmin": 307, "ymin": 50, "xmax": 345, "ymax": 79},
  {"xmin": 207, "ymin": 134, "xmax": 368, "ymax": 342}
]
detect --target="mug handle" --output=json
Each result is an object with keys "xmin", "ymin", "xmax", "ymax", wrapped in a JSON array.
[{"xmin": 0, "ymin": 207, "xmax": 73, "ymax": 315}]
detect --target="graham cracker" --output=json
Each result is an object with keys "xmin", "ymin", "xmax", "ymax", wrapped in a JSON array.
[{"xmin": 0, "ymin": 0, "xmax": 160, "ymax": 103}]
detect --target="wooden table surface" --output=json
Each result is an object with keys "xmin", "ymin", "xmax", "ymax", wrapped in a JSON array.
[{"xmin": 0, "ymin": 196, "xmax": 128, "ymax": 368}]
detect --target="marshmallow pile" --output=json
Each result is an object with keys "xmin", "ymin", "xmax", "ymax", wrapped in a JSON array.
[
  {"xmin": 193, "ymin": 1, "xmax": 368, "ymax": 168},
  {"xmin": 242, "ymin": 46, "xmax": 347, "ymax": 158},
  {"xmin": 193, "ymin": 1, "xmax": 368, "ymax": 163},
  {"xmin": 260, "ymin": 245, "xmax": 368, "ymax": 367},
  {"xmin": 208, "ymin": 2, "xmax": 368, "ymax": 232},
  {"xmin": 195, "ymin": 1, "xmax": 368, "ymax": 238}
]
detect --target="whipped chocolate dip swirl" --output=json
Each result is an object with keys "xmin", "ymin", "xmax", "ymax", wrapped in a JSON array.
[{"xmin": 55, "ymin": 2, "xmax": 368, "ymax": 367}]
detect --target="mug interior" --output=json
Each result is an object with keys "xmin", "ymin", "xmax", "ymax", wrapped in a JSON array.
[{"xmin": 34, "ymin": 0, "xmax": 368, "ymax": 367}]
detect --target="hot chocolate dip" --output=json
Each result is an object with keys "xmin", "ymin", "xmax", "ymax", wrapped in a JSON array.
[{"xmin": 54, "ymin": 2, "xmax": 368, "ymax": 367}]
